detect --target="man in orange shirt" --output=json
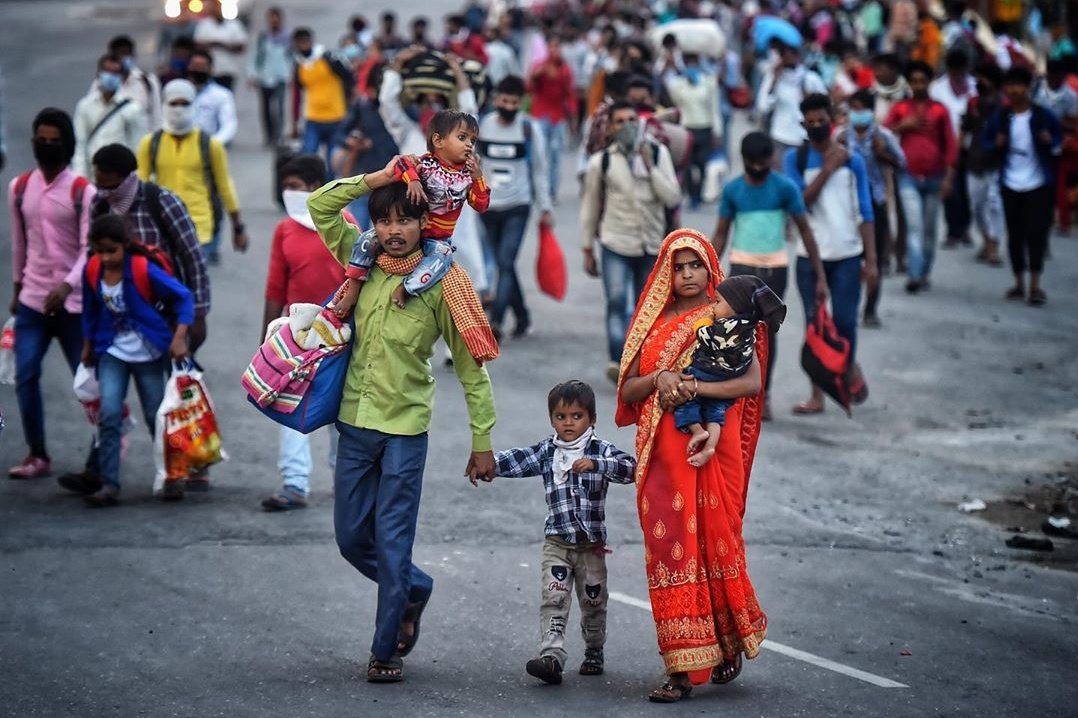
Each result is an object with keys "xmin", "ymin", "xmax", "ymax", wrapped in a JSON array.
[{"xmin": 291, "ymin": 28, "xmax": 349, "ymax": 175}]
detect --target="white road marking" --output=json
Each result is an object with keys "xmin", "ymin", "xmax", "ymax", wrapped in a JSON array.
[{"xmin": 608, "ymin": 591, "xmax": 909, "ymax": 689}]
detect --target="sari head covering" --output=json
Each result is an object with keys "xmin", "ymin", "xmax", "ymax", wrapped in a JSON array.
[{"xmin": 615, "ymin": 228, "xmax": 768, "ymax": 682}]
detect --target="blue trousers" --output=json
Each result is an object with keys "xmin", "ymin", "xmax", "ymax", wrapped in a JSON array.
[
  {"xmin": 302, "ymin": 120, "xmax": 343, "ymax": 179},
  {"xmin": 796, "ymin": 255, "xmax": 863, "ymax": 361},
  {"xmin": 96, "ymin": 353, "xmax": 168, "ymax": 488},
  {"xmin": 14, "ymin": 303, "xmax": 82, "ymax": 457},
  {"xmin": 601, "ymin": 247, "xmax": 656, "ymax": 362},
  {"xmin": 333, "ymin": 423, "xmax": 433, "ymax": 661},
  {"xmin": 351, "ymin": 236, "xmax": 453, "ymax": 296},
  {"xmin": 481, "ymin": 205, "xmax": 531, "ymax": 329}
]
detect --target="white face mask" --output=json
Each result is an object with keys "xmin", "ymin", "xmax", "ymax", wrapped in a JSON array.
[
  {"xmin": 164, "ymin": 104, "xmax": 195, "ymax": 134},
  {"xmin": 282, "ymin": 189, "xmax": 316, "ymax": 230}
]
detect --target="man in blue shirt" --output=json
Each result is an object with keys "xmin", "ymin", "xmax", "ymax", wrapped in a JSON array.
[{"xmin": 783, "ymin": 94, "xmax": 878, "ymax": 415}]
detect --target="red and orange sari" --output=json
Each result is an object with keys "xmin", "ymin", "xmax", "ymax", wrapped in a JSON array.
[{"xmin": 616, "ymin": 229, "xmax": 768, "ymax": 683}]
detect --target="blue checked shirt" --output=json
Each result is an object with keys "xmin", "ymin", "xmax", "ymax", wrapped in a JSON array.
[
  {"xmin": 90, "ymin": 182, "xmax": 211, "ymax": 315},
  {"xmin": 494, "ymin": 436, "xmax": 636, "ymax": 544}
]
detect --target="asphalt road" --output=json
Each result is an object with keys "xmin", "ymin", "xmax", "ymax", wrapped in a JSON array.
[{"xmin": 1, "ymin": 2, "xmax": 1076, "ymax": 716}]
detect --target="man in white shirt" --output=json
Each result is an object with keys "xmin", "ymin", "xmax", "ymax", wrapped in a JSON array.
[
  {"xmin": 248, "ymin": 6, "xmax": 292, "ymax": 146},
  {"xmin": 580, "ymin": 101, "xmax": 681, "ymax": 382},
  {"xmin": 1035, "ymin": 59, "xmax": 1078, "ymax": 232},
  {"xmin": 106, "ymin": 35, "xmax": 161, "ymax": 131},
  {"xmin": 193, "ymin": 0, "xmax": 247, "ymax": 90},
  {"xmin": 755, "ymin": 43, "xmax": 827, "ymax": 168},
  {"xmin": 73, "ymin": 54, "xmax": 147, "ymax": 178},
  {"xmin": 186, "ymin": 50, "xmax": 238, "ymax": 146},
  {"xmin": 930, "ymin": 48, "xmax": 977, "ymax": 248}
]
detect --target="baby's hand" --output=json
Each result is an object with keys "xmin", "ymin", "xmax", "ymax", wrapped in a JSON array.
[
  {"xmin": 572, "ymin": 458, "xmax": 595, "ymax": 473},
  {"xmin": 391, "ymin": 283, "xmax": 409, "ymax": 309},
  {"xmin": 465, "ymin": 154, "xmax": 482, "ymax": 179},
  {"xmin": 406, "ymin": 179, "xmax": 428, "ymax": 204}
]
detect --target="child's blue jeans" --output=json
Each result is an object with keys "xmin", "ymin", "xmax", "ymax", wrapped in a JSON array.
[
  {"xmin": 348, "ymin": 229, "xmax": 455, "ymax": 296},
  {"xmin": 96, "ymin": 353, "xmax": 168, "ymax": 489},
  {"xmin": 673, "ymin": 366, "xmax": 735, "ymax": 431}
]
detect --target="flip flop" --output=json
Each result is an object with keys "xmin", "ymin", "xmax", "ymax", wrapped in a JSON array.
[
  {"xmin": 367, "ymin": 655, "xmax": 404, "ymax": 683},
  {"xmin": 648, "ymin": 681, "xmax": 692, "ymax": 703},
  {"xmin": 395, "ymin": 596, "xmax": 429, "ymax": 658}
]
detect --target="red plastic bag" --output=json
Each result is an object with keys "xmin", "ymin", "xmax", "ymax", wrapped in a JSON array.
[
  {"xmin": 536, "ymin": 224, "xmax": 567, "ymax": 301},
  {"xmin": 800, "ymin": 306, "xmax": 852, "ymax": 415}
]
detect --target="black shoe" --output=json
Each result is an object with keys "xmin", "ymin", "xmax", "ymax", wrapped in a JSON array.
[
  {"xmin": 905, "ymin": 279, "xmax": 924, "ymax": 294},
  {"xmin": 58, "ymin": 471, "xmax": 102, "ymax": 495},
  {"xmin": 510, "ymin": 321, "xmax": 531, "ymax": 339},
  {"xmin": 526, "ymin": 655, "xmax": 563, "ymax": 684},
  {"xmin": 862, "ymin": 313, "xmax": 882, "ymax": 329}
]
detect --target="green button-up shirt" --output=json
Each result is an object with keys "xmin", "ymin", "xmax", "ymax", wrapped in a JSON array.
[{"xmin": 308, "ymin": 174, "xmax": 496, "ymax": 451}]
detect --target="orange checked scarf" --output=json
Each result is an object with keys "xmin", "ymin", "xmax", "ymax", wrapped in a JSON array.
[
  {"xmin": 614, "ymin": 229, "xmax": 768, "ymax": 682},
  {"xmin": 376, "ymin": 252, "xmax": 500, "ymax": 364}
]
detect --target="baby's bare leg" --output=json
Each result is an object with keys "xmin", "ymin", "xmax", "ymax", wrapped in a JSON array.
[
  {"xmin": 687, "ymin": 423, "xmax": 722, "ymax": 468},
  {"xmin": 685, "ymin": 423, "xmax": 709, "ymax": 455},
  {"xmin": 332, "ymin": 278, "xmax": 362, "ymax": 318}
]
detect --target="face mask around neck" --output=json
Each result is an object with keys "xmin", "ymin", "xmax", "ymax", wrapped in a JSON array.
[{"xmin": 282, "ymin": 189, "xmax": 316, "ymax": 230}]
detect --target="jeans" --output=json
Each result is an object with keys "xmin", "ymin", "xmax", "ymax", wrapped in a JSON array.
[
  {"xmin": 481, "ymin": 205, "xmax": 531, "ymax": 329},
  {"xmin": 347, "ymin": 194, "xmax": 371, "ymax": 231},
  {"xmin": 1001, "ymin": 184, "xmax": 1054, "ymax": 274},
  {"xmin": 685, "ymin": 127, "xmax": 713, "ymax": 204},
  {"xmin": 796, "ymin": 255, "xmax": 863, "ymax": 362},
  {"xmin": 259, "ymin": 83, "xmax": 286, "ymax": 146},
  {"xmin": 537, "ymin": 118, "xmax": 567, "ymax": 201},
  {"xmin": 600, "ymin": 247, "xmax": 657, "ymax": 363},
  {"xmin": 200, "ymin": 226, "xmax": 222, "ymax": 261},
  {"xmin": 302, "ymin": 120, "xmax": 343, "ymax": 178},
  {"xmin": 333, "ymin": 424, "xmax": 434, "ymax": 662},
  {"xmin": 279, "ymin": 424, "xmax": 340, "ymax": 495},
  {"xmin": 729, "ymin": 264, "xmax": 788, "ymax": 391},
  {"xmin": 673, "ymin": 367, "xmax": 735, "ymax": 430},
  {"xmin": 967, "ymin": 171, "xmax": 1004, "ymax": 243},
  {"xmin": 863, "ymin": 201, "xmax": 891, "ymax": 318},
  {"xmin": 943, "ymin": 164, "xmax": 971, "ymax": 241},
  {"xmin": 96, "ymin": 353, "xmax": 168, "ymax": 489},
  {"xmin": 14, "ymin": 303, "xmax": 82, "ymax": 457},
  {"xmin": 351, "ymin": 235, "xmax": 453, "ymax": 296},
  {"xmin": 898, "ymin": 175, "xmax": 943, "ymax": 282}
]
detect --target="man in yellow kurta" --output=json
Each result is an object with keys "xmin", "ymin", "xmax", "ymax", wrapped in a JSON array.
[{"xmin": 137, "ymin": 78, "xmax": 248, "ymax": 265}]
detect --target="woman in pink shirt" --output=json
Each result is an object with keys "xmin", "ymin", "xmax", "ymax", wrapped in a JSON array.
[
  {"xmin": 7, "ymin": 108, "xmax": 94, "ymax": 478},
  {"xmin": 528, "ymin": 35, "xmax": 579, "ymax": 204}
]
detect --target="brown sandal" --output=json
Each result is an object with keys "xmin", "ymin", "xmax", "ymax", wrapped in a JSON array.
[
  {"xmin": 711, "ymin": 654, "xmax": 743, "ymax": 684},
  {"xmin": 648, "ymin": 680, "xmax": 693, "ymax": 703},
  {"xmin": 366, "ymin": 655, "xmax": 403, "ymax": 683}
]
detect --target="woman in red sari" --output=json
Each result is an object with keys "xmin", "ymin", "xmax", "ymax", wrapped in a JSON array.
[{"xmin": 616, "ymin": 229, "xmax": 769, "ymax": 702}]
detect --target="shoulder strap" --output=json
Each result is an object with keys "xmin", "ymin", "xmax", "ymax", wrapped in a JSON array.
[
  {"xmin": 198, "ymin": 131, "xmax": 223, "ymax": 232},
  {"xmin": 85, "ymin": 254, "xmax": 102, "ymax": 294},
  {"xmin": 12, "ymin": 172, "xmax": 33, "ymax": 248},
  {"xmin": 796, "ymin": 144, "xmax": 811, "ymax": 177},
  {"xmin": 148, "ymin": 129, "xmax": 164, "ymax": 181},
  {"xmin": 86, "ymin": 98, "xmax": 133, "ymax": 146},
  {"xmin": 131, "ymin": 255, "xmax": 153, "ymax": 303},
  {"xmin": 142, "ymin": 182, "xmax": 167, "ymax": 235},
  {"xmin": 71, "ymin": 176, "xmax": 89, "ymax": 232}
]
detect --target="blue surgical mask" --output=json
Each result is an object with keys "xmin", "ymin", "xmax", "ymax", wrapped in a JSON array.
[
  {"xmin": 685, "ymin": 67, "xmax": 701, "ymax": 85},
  {"xmin": 342, "ymin": 44, "xmax": 362, "ymax": 61},
  {"xmin": 98, "ymin": 71, "xmax": 122, "ymax": 94},
  {"xmin": 849, "ymin": 109, "xmax": 874, "ymax": 129},
  {"xmin": 120, "ymin": 56, "xmax": 134, "ymax": 73}
]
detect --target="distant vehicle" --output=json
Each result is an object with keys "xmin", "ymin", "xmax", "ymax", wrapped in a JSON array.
[{"xmin": 163, "ymin": 0, "xmax": 240, "ymax": 21}]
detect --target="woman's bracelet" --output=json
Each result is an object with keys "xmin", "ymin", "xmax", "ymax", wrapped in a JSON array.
[{"xmin": 652, "ymin": 370, "xmax": 669, "ymax": 389}]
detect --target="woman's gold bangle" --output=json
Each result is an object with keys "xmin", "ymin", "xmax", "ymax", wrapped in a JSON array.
[{"xmin": 652, "ymin": 370, "xmax": 669, "ymax": 389}]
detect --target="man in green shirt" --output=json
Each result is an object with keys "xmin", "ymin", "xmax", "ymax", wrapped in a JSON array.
[{"xmin": 308, "ymin": 159, "xmax": 497, "ymax": 682}]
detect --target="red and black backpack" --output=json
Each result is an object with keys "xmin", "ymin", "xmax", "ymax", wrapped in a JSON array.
[{"xmin": 85, "ymin": 243, "xmax": 175, "ymax": 304}]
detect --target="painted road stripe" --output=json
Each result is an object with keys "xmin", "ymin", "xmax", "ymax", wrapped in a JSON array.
[{"xmin": 608, "ymin": 591, "xmax": 909, "ymax": 689}]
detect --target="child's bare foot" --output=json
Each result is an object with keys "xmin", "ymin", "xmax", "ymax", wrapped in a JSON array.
[
  {"xmin": 687, "ymin": 447, "xmax": 715, "ymax": 467},
  {"xmin": 686, "ymin": 426, "xmax": 709, "ymax": 456},
  {"xmin": 391, "ymin": 283, "xmax": 409, "ymax": 308},
  {"xmin": 332, "ymin": 279, "xmax": 361, "ymax": 318}
]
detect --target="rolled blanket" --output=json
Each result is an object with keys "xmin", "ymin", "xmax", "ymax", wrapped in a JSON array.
[{"xmin": 375, "ymin": 252, "xmax": 499, "ymax": 364}]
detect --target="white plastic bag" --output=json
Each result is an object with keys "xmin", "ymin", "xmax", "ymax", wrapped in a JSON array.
[
  {"xmin": 702, "ymin": 151, "xmax": 729, "ymax": 203},
  {"xmin": 73, "ymin": 363, "xmax": 137, "ymax": 434},
  {"xmin": 153, "ymin": 362, "xmax": 225, "ymax": 495},
  {"xmin": 0, "ymin": 317, "xmax": 15, "ymax": 385}
]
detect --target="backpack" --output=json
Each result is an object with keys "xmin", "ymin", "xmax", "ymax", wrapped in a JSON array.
[
  {"xmin": 148, "ymin": 129, "xmax": 222, "ymax": 235},
  {"xmin": 598, "ymin": 142, "xmax": 678, "ymax": 235},
  {"xmin": 85, "ymin": 244, "xmax": 175, "ymax": 306},
  {"xmin": 477, "ymin": 114, "xmax": 534, "ymax": 197},
  {"xmin": 13, "ymin": 172, "xmax": 89, "ymax": 246}
]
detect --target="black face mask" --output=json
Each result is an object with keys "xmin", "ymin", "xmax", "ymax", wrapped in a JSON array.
[
  {"xmin": 806, "ymin": 123, "xmax": 831, "ymax": 144},
  {"xmin": 32, "ymin": 140, "xmax": 67, "ymax": 170},
  {"xmin": 745, "ymin": 165, "xmax": 770, "ymax": 181},
  {"xmin": 188, "ymin": 71, "xmax": 210, "ymax": 85},
  {"xmin": 496, "ymin": 107, "xmax": 518, "ymax": 123}
]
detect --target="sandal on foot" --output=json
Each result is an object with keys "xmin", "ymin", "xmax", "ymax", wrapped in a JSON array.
[
  {"xmin": 367, "ymin": 655, "xmax": 403, "ymax": 683},
  {"xmin": 711, "ymin": 654, "xmax": 743, "ymax": 684},
  {"xmin": 648, "ymin": 680, "xmax": 692, "ymax": 703},
  {"xmin": 525, "ymin": 655, "xmax": 563, "ymax": 684},
  {"xmin": 1004, "ymin": 286, "xmax": 1025, "ymax": 301},
  {"xmin": 1028, "ymin": 289, "xmax": 1047, "ymax": 306},
  {"xmin": 579, "ymin": 648, "xmax": 604, "ymax": 676},
  {"xmin": 395, "ymin": 596, "xmax": 430, "ymax": 657},
  {"xmin": 261, "ymin": 487, "xmax": 308, "ymax": 511}
]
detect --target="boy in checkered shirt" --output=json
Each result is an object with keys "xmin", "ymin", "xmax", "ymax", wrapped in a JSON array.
[{"xmin": 487, "ymin": 380, "xmax": 636, "ymax": 685}]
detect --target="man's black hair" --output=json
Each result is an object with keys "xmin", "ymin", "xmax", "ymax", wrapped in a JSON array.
[
  {"xmin": 381, "ymin": 11, "xmax": 396, "ymax": 23},
  {"xmin": 496, "ymin": 75, "xmax": 526, "ymax": 97},
  {"xmin": 609, "ymin": 99, "xmax": 636, "ymax": 115},
  {"xmin": 944, "ymin": 47, "xmax": 971, "ymax": 71},
  {"xmin": 172, "ymin": 36, "xmax": 196, "ymax": 52},
  {"xmin": 368, "ymin": 182, "xmax": 428, "ymax": 222},
  {"xmin": 92, "ymin": 144, "xmax": 139, "ymax": 177},
  {"xmin": 741, "ymin": 131, "xmax": 773, "ymax": 162},
  {"xmin": 548, "ymin": 380, "xmax": 597, "ymax": 421},
  {"xmin": 604, "ymin": 71, "xmax": 630, "ymax": 100},
  {"xmin": 413, "ymin": 17, "xmax": 428, "ymax": 29},
  {"xmin": 446, "ymin": 14, "xmax": 466, "ymax": 28},
  {"xmin": 293, "ymin": 27, "xmax": 313, "ymax": 41},
  {"xmin": 32, "ymin": 107, "xmax": 76, "ymax": 164},
  {"xmin": 190, "ymin": 48, "xmax": 214, "ymax": 66},
  {"xmin": 799, "ymin": 92, "xmax": 832, "ymax": 117},
  {"xmin": 427, "ymin": 110, "xmax": 479, "ymax": 153},
  {"xmin": 905, "ymin": 60, "xmax": 935, "ymax": 81},
  {"xmin": 1002, "ymin": 65, "xmax": 1034, "ymax": 87},
  {"xmin": 849, "ymin": 89, "xmax": 876, "ymax": 110},
  {"xmin": 871, "ymin": 52, "xmax": 902, "ymax": 71},
  {"xmin": 107, "ymin": 35, "xmax": 135, "ymax": 54},
  {"xmin": 975, "ymin": 61, "xmax": 1003, "ymax": 87},
  {"xmin": 98, "ymin": 53, "xmax": 122, "ymax": 70},
  {"xmin": 627, "ymin": 74, "xmax": 653, "ymax": 92},
  {"xmin": 1046, "ymin": 58, "xmax": 1066, "ymax": 76},
  {"xmin": 279, "ymin": 154, "xmax": 327, "ymax": 188}
]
